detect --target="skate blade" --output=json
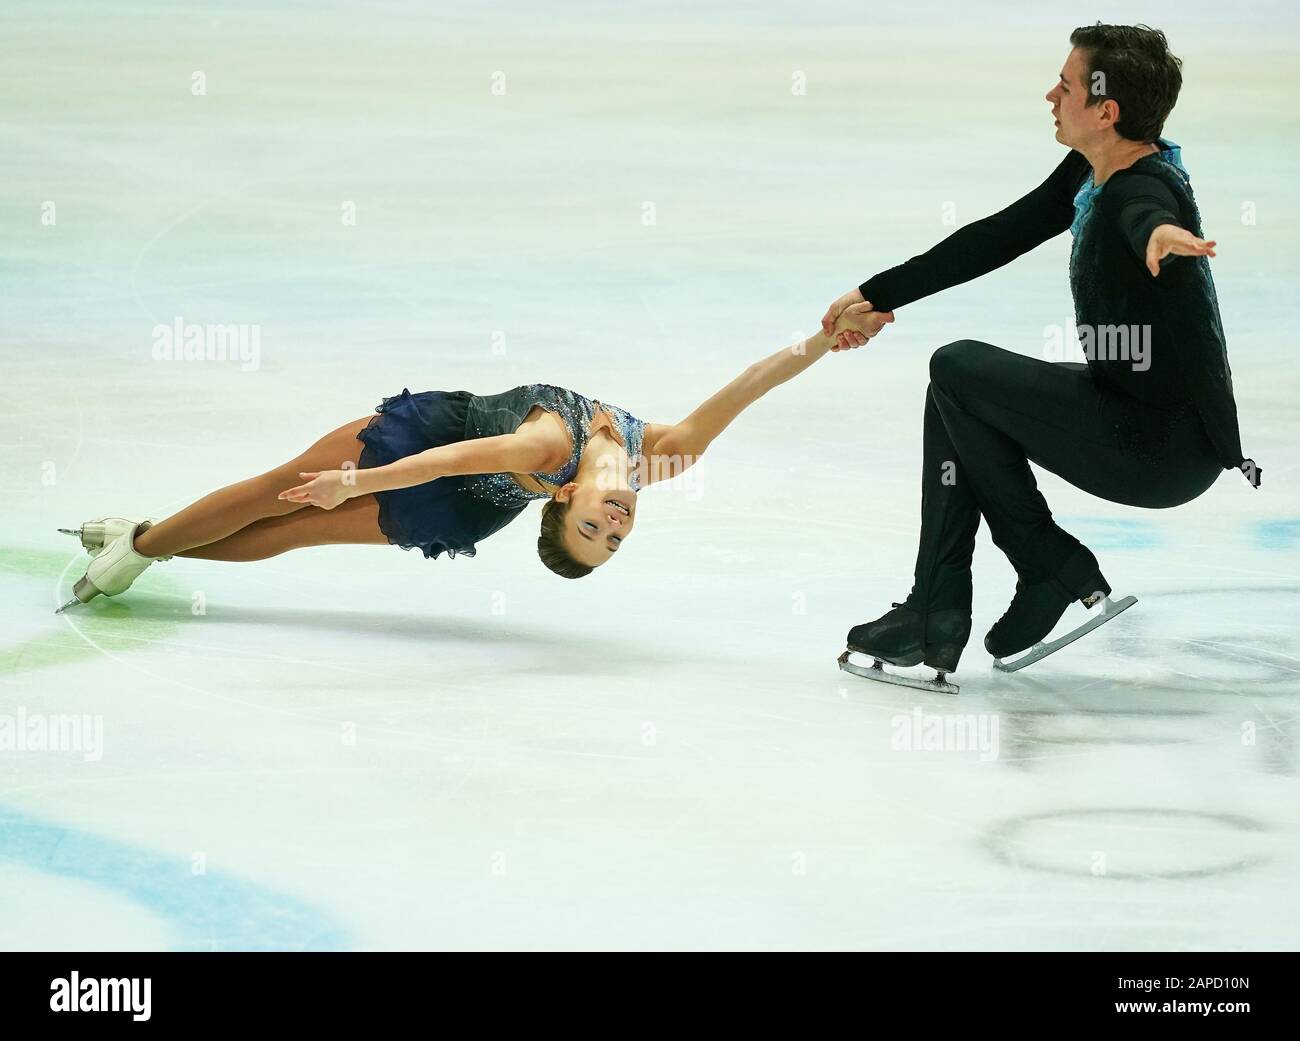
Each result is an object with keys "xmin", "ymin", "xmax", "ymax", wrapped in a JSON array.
[
  {"xmin": 57, "ymin": 521, "xmax": 123, "ymax": 551},
  {"xmin": 992, "ymin": 594, "xmax": 1138, "ymax": 673},
  {"xmin": 54, "ymin": 576, "xmax": 102, "ymax": 614},
  {"xmin": 837, "ymin": 651, "xmax": 960, "ymax": 696},
  {"xmin": 57, "ymin": 525, "xmax": 98, "ymax": 555}
]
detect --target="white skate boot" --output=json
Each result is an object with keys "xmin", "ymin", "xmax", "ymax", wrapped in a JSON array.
[
  {"xmin": 58, "ymin": 517, "xmax": 168, "ymax": 558},
  {"xmin": 55, "ymin": 523, "xmax": 170, "ymax": 613}
]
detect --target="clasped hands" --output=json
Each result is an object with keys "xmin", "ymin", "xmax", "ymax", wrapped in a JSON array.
[{"xmin": 821, "ymin": 288, "xmax": 895, "ymax": 351}]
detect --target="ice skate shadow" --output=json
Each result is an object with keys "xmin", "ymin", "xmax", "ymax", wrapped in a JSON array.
[{"xmin": 85, "ymin": 594, "xmax": 674, "ymax": 667}]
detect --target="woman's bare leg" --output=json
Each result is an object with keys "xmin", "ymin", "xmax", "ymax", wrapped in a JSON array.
[
  {"xmin": 134, "ymin": 416, "xmax": 375, "ymax": 558},
  {"xmin": 177, "ymin": 492, "xmax": 388, "ymax": 561}
]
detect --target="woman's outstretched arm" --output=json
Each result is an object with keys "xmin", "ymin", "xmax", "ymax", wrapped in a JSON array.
[
  {"xmin": 279, "ymin": 430, "xmax": 561, "ymax": 508},
  {"xmin": 643, "ymin": 317, "xmax": 890, "ymax": 484}
]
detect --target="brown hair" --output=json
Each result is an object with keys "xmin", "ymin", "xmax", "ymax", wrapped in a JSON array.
[
  {"xmin": 537, "ymin": 498, "xmax": 593, "ymax": 579},
  {"xmin": 1069, "ymin": 23, "xmax": 1183, "ymax": 143}
]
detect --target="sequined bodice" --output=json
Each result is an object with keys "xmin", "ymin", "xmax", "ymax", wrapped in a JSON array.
[{"xmin": 460, "ymin": 384, "xmax": 646, "ymax": 510}]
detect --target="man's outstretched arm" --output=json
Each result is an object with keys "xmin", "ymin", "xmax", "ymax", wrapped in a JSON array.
[{"xmin": 823, "ymin": 149, "xmax": 1090, "ymax": 346}]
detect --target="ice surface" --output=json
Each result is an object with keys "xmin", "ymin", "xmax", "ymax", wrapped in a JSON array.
[{"xmin": 2, "ymin": 0, "xmax": 1298, "ymax": 950}]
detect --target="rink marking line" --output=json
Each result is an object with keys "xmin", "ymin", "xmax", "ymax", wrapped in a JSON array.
[
  {"xmin": 1099, "ymin": 626, "xmax": 1300, "ymax": 691},
  {"xmin": 0, "ymin": 803, "xmax": 350, "ymax": 951},
  {"xmin": 1162, "ymin": 635, "xmax": 1300, "ymax": 671},
  {"xmin": 983, "ymin": 809, "xmax": 1273, "ymax": 885}
]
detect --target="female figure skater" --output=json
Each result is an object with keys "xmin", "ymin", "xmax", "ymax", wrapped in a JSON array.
[
  {"xmin": 821, "ymin": 24, "xmax": 1259, "ymax": 692},
  {"xmin": 57, "ymin": 311, "xmax": 887, "ymax": 611}
]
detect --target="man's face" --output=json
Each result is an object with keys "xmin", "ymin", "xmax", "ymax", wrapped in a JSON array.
[{"xmin": 1046, "ymin": 47, "xmax": 1109, "ymax": 148}]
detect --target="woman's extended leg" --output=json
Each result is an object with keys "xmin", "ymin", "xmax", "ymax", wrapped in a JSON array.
[
  {"xmin": 176, "ymin": 492, "xmax": 387, "ymax": 560},
  {"xmin": 134, "ymin": 416, "xmax": 376, "ymax": 559}
]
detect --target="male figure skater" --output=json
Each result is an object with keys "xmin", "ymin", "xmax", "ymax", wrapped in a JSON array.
[{"xmin": 822, "ymin": 23, "xmax": 1259, "ymax": 692}]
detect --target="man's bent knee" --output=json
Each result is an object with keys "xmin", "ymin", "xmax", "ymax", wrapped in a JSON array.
[{"xmin": 929, "ymin": 339, "xmax": 987, "ymax": 386}]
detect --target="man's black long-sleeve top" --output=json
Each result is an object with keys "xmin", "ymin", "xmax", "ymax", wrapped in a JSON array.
[{"xmin": 856, "ymin": 148, "xmax": 1254, "ymax": 483}]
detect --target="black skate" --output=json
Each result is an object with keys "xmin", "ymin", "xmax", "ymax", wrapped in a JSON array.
[
  {"xmin": 987, "ymin": 550, "xmax": 1136, "ymax": 672},
  {"xmin": 838, "ymin": 602, "xmax": 969, "ymax": 696}
]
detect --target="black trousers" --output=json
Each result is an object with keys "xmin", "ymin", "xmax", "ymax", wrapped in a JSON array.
[{"xmin": 912, "ymin": 339, "xmax": 1222, "ymax": 613}]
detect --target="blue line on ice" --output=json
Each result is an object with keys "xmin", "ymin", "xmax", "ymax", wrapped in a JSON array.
[
  {"xmin": 1253, "ymin": 519, "xmax": 1300, "ymax": 550},
  {"xmin": 0, "ymin": 805, "xmax": 350, "ymax": 951},
  {"xmin": 1053, "ymin": 516, "xmax": 1162, "ymax": 550}
]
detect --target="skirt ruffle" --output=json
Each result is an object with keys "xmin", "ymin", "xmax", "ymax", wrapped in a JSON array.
[{"xmin": 355, "ymin": 388, "xmax": 525, "ymax": 560}]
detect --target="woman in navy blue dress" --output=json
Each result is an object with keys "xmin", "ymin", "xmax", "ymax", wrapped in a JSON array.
[{"xmin": 58, "ymin": 312, "xmax": 888, "ymax": 609}]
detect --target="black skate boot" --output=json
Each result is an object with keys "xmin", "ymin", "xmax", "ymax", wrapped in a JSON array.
[
  {"xmin": 847, "ymin": 603, "xmax": 925, "ymax": 667},
  {"xmin": 986, "ymin": 545, "xmax": 1135, "ymax": 671},
  {"xmin": 841, "ymin": 601, "xmax": 971, "ymax": 695},
  {"xmin": 985, "ymin": 545, "xmax": 1111, "ymax": 658},
  {"xmin": 984, "ymin": 579, "xmax": 1074, "ymax": 659}
]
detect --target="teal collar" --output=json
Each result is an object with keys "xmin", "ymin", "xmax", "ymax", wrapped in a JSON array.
[{"xmin": 1071, "ymin": 137, "xmax": 1185, "ymax": 240}]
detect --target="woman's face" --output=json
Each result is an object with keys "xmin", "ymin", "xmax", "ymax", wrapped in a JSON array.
[{"xmin": 558, "ymin": 481, "xmax": 637, "ymax": 567}]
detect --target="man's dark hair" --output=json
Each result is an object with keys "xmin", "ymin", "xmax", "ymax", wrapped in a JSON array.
[
  {"xmin": 1069, "ymin": 23, "xmax": 1183, "ymax": 142},
  {"xmin": 537, "ymin": 498, "xmax": 593, "ymax": 579}
]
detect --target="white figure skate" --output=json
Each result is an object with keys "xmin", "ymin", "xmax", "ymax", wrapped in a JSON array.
[
  {"xmin": 58, "ymin": 517, "xmax": 164, "ymax": 558},
  {"xmin": 55, "ymin": 523, "xmax": 170, "ymax": 613}
]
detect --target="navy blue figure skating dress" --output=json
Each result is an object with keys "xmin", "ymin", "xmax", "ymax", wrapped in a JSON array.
[{"xmin": 355, "ymin": 384, "xmax": 647, "ymax": 560}]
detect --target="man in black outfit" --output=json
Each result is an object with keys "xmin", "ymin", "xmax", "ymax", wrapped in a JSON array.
[{"xmin": 822, "ymin": 23, "xmax": 1259, "ymax": 683}]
